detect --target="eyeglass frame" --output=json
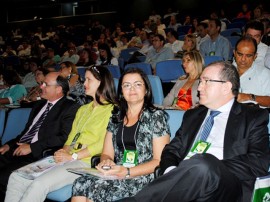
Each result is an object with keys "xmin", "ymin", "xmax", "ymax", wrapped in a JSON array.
[
  {"xmin": 198, "ymin": 79, "xmax": 227, "ymax": 85},
  {"xmin": 121, "ymin": 81, "xmax": 145, "ymax": 90},
  {"xmin": 40, "ymin": 81, "xmax": 59, "ymax": 87}
]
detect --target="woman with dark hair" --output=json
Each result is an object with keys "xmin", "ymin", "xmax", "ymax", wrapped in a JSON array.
[
  {"xmin": 59, "ymin": 61, "xmax": 87, "ymax": 105},
  {"xmin": 96, "ymin": 43, "xmax": 118, "ymax": 66},
  {"xmin": 71, "ymin": 68, "xmax": 170, "ymax": 202},
  {"xmin": 6, "ymin": 65, "xmax": 117, "ymax": 202},
  {"xmin": 0, "ymin": 69, "xmax": 27, "ymax": 105},
  {"xmin": 76, "ymin": 48, "xmax": 96, "ymax": 66}
]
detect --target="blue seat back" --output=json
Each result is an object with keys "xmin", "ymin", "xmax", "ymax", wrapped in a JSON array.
[
  {"xmin": 113, "ymin": 78, "xmax": 119, "ymax": 93},
  {"xmin": 177, "ymin": 25, "xmax": 192, "ymax": 35},
  {"xmin": 220, "ymin": 28, "xmax": 242, "ymax": 37},
  {"xmin": 107, "ymin": 65, "xmax": 121, "ymax": 79},
  {"xmin": 0, "ymin": 109, "xmax": 6, "ymax": 141},
  {"xmin": 204, "ymin": 56, "xmax": 224, "ymax": 66},
  {"xmin": 125, "ymin": 63, "xmax": 152, "ymax": 75},
  {"xmin": 77, "ymin": 66, "xmax": 87, "ymax": 81},
  {"xmin": 119, "ymin": 47, "xmax": 140, "ymax": 63},
  {"xmin": 165, "ymin": 110, "xmax": 185, "ymax": 140},
  {"xmin": 227, "ymin": 22, "xmax": 245, "ymax": 30},
  {"xmin": 147, "ymin": 75, "xmax": 164, "ymax": 105},
  {"xmin": 156, "ymin": 60, "xmax": 185, "ymax": 83},
  {"xmin": 47, "ymin": 184, "xmax": 72, "ymax": 202},
  {"xmin": 1, "ymin": 108, "xmax": 31, "ymax": 145}
]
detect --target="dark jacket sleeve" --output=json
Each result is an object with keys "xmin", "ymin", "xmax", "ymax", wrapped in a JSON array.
[{"xmin": 30, "ymin": 99, "xmax": 80, "ymax": 159}]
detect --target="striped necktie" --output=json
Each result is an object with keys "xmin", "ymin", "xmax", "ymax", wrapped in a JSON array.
[
  {"xmin": 200, "ymin": 110, "xmax": 221, "ymax": 142},
  {"xmin": 20, "ymin": 103, "xmax": 53, "ymax": 143}
]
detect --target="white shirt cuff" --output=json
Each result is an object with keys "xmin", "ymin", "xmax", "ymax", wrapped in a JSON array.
[{"xmin": 164, "ymin": 166, "xmax": 177, "ymax": 174}]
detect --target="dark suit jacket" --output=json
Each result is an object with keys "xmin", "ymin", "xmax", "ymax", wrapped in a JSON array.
[
  {"xmin": 6, "ymin": 97, "xmax": 80, "ymax": 159},
  {"xmin": 160, "ymin": 100, "xmax": 270, "ymax": 201}
]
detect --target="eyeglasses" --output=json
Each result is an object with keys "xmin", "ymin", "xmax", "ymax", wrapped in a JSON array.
[
  {"xmin": 198, "ymin": 79, "xmax": 226, "ymax": 85},
  {"xmin": 122, "ymin": 81, "xmax": 144, "ymax": 90},
  {"xmin": 41, "ymin": 81, "xmax": 59, "ymax": 87}
]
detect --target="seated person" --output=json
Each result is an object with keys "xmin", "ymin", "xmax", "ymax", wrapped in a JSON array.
[
  {"xmin": 59, "ymin": 61, "xmax": 88, "ymax": 105},
  {"xmin": 5, "ymin": 66, "xmax": 117, "ymax": 202},
  {"xmin": 96, "ymin": 43, "xmax": 118, "ymax": 66},
  {"xmin": 0, "ymin": 69, "xmax": 27, "ymax": 105},
  {"xmin": 0, "ymin": 72, "xmax": 79, "ymax": 192},
  {"xmin": 118, "ymin": 61, "xmax": 269, "ymax": 202},
  {"xmin": 20, "ymin": 67, "xmax": 49, "ymax": 103},
  {"xmin": 175, "ymin": 34, "xmax": 197, "ymax": 59},
  {"xmin": 234, "ymin": 36, "xmax": 270, "ymax": 107},
  {"xmin": 71, "ymin": 68, "xmax": 170, "ymax": 201},
  {"xmin": 163, "ymin": 51, "xmax": 203, "ymax": 110},
  {"xmin": 145, "ymin": 34, "xmax": 174, "ymax": 74}
]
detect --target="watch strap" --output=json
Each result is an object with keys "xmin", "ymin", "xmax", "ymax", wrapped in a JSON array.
[{"xmin": 125, "ymin": 167, "xmax": 130, "ymax": 178}]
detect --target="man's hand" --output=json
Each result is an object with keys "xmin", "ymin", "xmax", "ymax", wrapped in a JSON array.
[
  {"xmin": 13, "ymin": 143, "xmax": 31, "ymax": 156},
  {"xmin": 0, "ymin": 144, "xmax": 10, "ymax": 155}
]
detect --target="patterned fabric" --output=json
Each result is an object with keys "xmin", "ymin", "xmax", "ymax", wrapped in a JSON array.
[
  {"xmin": 200, "ymin": 110, "xmax": 221, "ymax": 141},
  {"xmin": 72, "ymin": 108, "xmax": 170, "ymax": 201},
  {"xmin": 68, "ymin": 75, "xmax": 88, "ymax": 105}
]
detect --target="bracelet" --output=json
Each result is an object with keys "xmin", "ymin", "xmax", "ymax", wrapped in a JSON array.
[{"xmin": 250, "ymin": 94, "xmax": 256, "ymax": 101}]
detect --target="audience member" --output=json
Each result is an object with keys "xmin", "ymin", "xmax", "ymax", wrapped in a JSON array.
[
  {"xmin": 17, "ymin": 40, "xmax": 31, "ymax": 57},
  {"xmin": 236, "ymin": 3, "xmax": 251, "ymax": 20},
  {"xmin": 76, "ymin": 48, "xmax": 96, "ymax": 66},
  {"xmin": 0, "ymin": 69, "xmax": 27, "ymax": 105},
  {"xmin": 59, "ymin": 61, "xmax": 87, "ymax": 105},
  {"xmin": 196, "ymin": 22, "xmax": 210, "ymax": 50},
  {"xmin": 61, "ymin": 46, "xmax": 80, "ymax": 65},
  {"xmin": 5, "ymin": 66, "xmax": 117, "ymax": 202},
  {"xmin": 149, "ymin": 10, "xmax": 161, "ymax": 23},
  {"xmin": 163, "ymin": 50, "xmax": 203, "ymax": 110},
  {"xmin": 175, "ymin": 34, "xmax": 197, "ymax": 59},
  {"xmin": 145, "ymin": 34, "xmax": 174, "ymax": 74},
  {"xmin": 119, "ymin": 61, "xmax": 270, "ymax": 202},
  {"xmin": 167, "ymin": 16, "xmax": 182, "ymax": 32},
  {"xmin": 243, "ymin": 20, "xmax": 268, "ymax": 68},
  {"xmin": 42, "ymin": 48, "xmax": 61, "ymax": 70},
  {"xmin": 22, "ymin": 57, "xmax": 39, "ymax": 91},
  {"xmin": 96, "ymin": 43, "xmax": 118, "ymax": 66},
  {"xmin": 234, "ymin": 36, "xmax": 270, "ymax": 107},
  {"xmin": 200, "ymin": 18, "xmax": 231, "ymax": 61},
  {"xmin": 0, "ymin": 72, "xmax": 79, "ymax": 190},
  {"xmin": 164, "ymin": 30, "xmax": 184, "ymax": 56},
  {"xmin": 71, "ymin": 68, "xmax": 170, "ymax": 201}
]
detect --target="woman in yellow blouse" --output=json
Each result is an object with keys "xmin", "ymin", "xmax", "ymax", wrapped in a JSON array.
[{"xmin": 5, "ymin": 65, "xmax": 117, "ymax": 202}]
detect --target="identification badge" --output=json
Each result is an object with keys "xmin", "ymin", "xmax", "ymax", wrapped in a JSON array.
[
  {"xmin": 184, "ymin": 141, "xmax": 211, "ymax": 160},
  {"xmin": 122, "ymin": 150, "xmax": 138, "ymax": 168},
  {"xmin": 209, "ymin": 51, "xmax": 215, "ymax": 56},
  {"xmin": 70, "ymin": 132, "xmax": 81, "ymax": 148}
]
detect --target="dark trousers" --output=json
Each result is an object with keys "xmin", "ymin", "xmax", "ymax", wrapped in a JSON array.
[{"xmin": 119, "ymin": 154, "xmax": 242, "ymax": 202}]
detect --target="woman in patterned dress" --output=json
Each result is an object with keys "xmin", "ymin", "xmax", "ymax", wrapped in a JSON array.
[{"xmin": 71, "ymin": 68, "xmax": 170, "ymax": 202}]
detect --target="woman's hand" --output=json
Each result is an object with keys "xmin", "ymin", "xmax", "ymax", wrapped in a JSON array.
[
  {"xmin": 97, "ymin": 164, "xmax": 128, "ymax": 179},
  {"xmin": 54, "ymin": 149, "xmax": 72, "ymax": 163},
  {"xmin": 96, "ymin": 159, "xmax": 115, "ymax": 170}
]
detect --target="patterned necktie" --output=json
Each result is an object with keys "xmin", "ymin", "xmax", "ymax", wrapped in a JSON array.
[
  {"xmin": 20, "ymin": 103, "xmax": 53, "ymax": 143},
  {"xmin": 200, "ymin": 110, "xmax": 221, "ymax": 141}
]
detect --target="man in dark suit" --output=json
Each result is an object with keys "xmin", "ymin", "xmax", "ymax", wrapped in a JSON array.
[
  {"xmin": 119, "ymin": 61, "xmax": 270, "ymax": 201},
  {"xmin": 0, "ymin": 72, "xmax": 79, "ymax": 189}
]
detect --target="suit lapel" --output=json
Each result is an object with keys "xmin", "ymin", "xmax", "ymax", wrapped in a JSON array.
[{"xmin": 223, "ymin": 101, "xmax": 242, "ymax": 159}]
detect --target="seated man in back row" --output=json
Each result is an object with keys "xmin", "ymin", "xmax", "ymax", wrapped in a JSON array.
[
  {"xmin": 119, "ymin": 61, "xmax": 269, "ymax": 202},
  {"xmin": 235, "ymin": 36, "xmax": 270, "ymax": 107},
  {"xmin": 0, "ymin": 72, "xmax": 79, "ymax": 194}
]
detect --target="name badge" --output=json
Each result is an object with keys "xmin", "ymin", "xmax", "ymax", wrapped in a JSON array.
[
  {"xmin": 209, "ymin": 51, "xmax": 215, "ymax": 56},
  {"xmin": 70, "ymin": 132, "xmax": 80, "ymax": 148},
  {"xmin": 184, "ymin": 141, "xmax": 211, "ymax": 160},
  {"xmin": 122, "ymin": 149, "xmax": 138, "ymax": 168}
]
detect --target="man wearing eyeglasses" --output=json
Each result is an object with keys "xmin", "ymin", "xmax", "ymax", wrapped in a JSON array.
[
  {"xmin": 234, "ymin": 36, "xmax": 270, "ymax": 107},
  {"xmin": 0, "ymin": 72, "xmax": 79, "ymax": 195},
  {"xmin": 119, "ymin": 61, "xmax": 269, "ymax": 202}
]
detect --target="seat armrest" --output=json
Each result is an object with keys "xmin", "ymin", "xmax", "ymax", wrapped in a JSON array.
[
  {"xmin": 91, "ymin": 155, "xmax": 101, "ymax": 168},
  {"xmin": 154, "ymin": 166, "xmax": 161, "ymax": 179}
]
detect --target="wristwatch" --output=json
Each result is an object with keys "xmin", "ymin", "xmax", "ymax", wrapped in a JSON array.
[
  {"xmin": 251, "ymin": 94, "xmax": 256, "ymax": 101},
  {"xmin": 71, "ymin": 153, "xmax": 78, "ymax": 160},
  {"xmin": 125, "ymin": 167, "xmax": 130, "ymax": 178}
]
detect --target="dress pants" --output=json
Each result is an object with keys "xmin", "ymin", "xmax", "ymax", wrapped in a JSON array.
[
  {"xmin": 119, "ymin": 154, "xmax": 242, "ymax": 202},
  {"xmin": 0, "ymin": 148, "xmax": 34, "ymax": 188}
]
